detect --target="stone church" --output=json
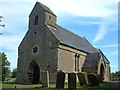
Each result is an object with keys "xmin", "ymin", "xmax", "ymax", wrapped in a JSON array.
[{"xmin": 16, "ymin": 2, "xmax": 111, "ymax": 84}]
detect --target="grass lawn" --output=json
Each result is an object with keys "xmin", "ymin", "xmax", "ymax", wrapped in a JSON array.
[
  {"xmin": 27, "ymin": 82, "xmax": 112, "ymax": 89},
  {"xmin": 27, "ymin": 83, "xmax": 69, "ymax": 89},
  {"xmin": 2, "ymin": 81, "xmax": 113, "ymax": 90},
  {"xmin": 2, "ymin": 82, "xmax": 21, "ymax": 89}
]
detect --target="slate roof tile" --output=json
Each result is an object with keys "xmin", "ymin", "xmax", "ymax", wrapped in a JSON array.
[
  {"xmin": 83, "ymin": 53, "xmax": 100, "ymax": 67},
  {"xmin": 49, "ymin": 25, "xmax": 98, "ymax": 53}
]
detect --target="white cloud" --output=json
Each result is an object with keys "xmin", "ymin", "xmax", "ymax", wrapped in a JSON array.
[
  {"xmin": 104, "ymin": 49, "xmax": 118, "ymax": 56},
  {"xmin": 0, "ymin": 35, "xmax": 22, "ymax": 51},
  {"xmin": 111, "ymin": 65, "xmax": 119, "ymax": 68},
  {"xmin": 0, "ymin": 35, "xmax": 20, "ymax": 71},
  {"xmin": 93, "ymin": 24, "xmax": 108, "ymax": 43},
  {"xmin": 45, "ymin": 0, "xmax": 118, "ymax": 18},
  {"xmin": 0, "ymin": 35, "xmax": 23, "ymax": 70},
  {"xmin": 99, "ymin": 44, "xmax": 119, "ymax": 48},
  {"xmin": 93, "ymin": 15, "xmax": 117, "ymax": 43},
  {"xmin": 1, "ymin": 0, "xmax": 118, "ymax": 17},
  {"xmin": 78, "ymin": 21, "xmax": 106, "ymax": 26},
  {"xmin": 6, "ymin": 51, "xmax": 18, "ymax": 71}
]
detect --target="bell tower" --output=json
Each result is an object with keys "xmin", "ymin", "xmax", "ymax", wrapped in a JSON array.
[
  {"xmin": 28, "ymin": 2, "xmax": 57, "ymax": 30},
  {"xmin": 45, "ymin": 11, "xmax": 57, "ymax": 26}
]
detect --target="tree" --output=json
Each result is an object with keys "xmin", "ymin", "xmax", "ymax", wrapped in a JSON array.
[
  {"xmin": 0, "ymin": 16, "xmax": 5, "ymax": 35},
  {"xmin": 0, "ymin": 52, "xmax": 11, "ymax": 81},
  {"xmin": 12, "ymin": 68, "xmax": 17, "ymax": 78},
  {"xmin": 0, "ymin": 16, "xmax": 5, "ymax": 27},
  {"xmin": 111, "ymin": 71, "xmax": 120, "ymax": 81}
]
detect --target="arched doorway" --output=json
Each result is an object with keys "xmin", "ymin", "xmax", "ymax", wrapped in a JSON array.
[
  {"xmin": 28, "ymin": 61, "xmax": 40, "ymax": 84},
  {"xmin": 100, "ymin": 64, "xmax": 105, "ymax": 81}
]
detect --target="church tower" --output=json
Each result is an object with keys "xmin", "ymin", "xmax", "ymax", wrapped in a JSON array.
[
  {"xmin": 29, "ymin": 2, "xmax": 57, "ymax": 30},
  {"xmin": 16, "ymin": 2, "xmax": 59, "ymax": 84}
]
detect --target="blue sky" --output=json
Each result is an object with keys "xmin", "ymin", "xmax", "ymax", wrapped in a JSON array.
[{"xmin": 0, "ymin": 0, "xmax": 119, "ymax": 72}]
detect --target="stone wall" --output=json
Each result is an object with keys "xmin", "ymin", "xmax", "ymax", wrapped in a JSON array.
[
  {"xmin": 45, "ymin": 12, "xmax": 56, "ymax": 26},
  {"xmin": 17, "ymin": 6, "xmax": 59, "ymax": 83},
  {"xmin": 104, "ymin": 64, "xmax": 111, "ymax": 81},
  {"xmin": 58, "ymin": 44, "xmax": 87, "ymax": 73}
]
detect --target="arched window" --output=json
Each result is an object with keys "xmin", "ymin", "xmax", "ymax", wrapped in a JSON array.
[{"xmin": 75, "ymin": 54, "xmax": 80, "ymax": 72}]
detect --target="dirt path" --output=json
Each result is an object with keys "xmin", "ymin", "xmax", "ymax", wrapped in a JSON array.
[
  {"xmin": 106, "ymin": 82, "xmax": 120, "ymax": 89},
  {"xmin": 15, "ymin": 85, "xmax": 39, "ymax": 90},
  {"xmin": 15, "ymin": 85, "xmax": 30, "ymax": 88}
]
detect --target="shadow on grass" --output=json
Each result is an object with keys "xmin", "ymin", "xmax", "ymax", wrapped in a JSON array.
[
  {"xmin": 1, "ymin": 88, "xmax": 20, "ymax": 90},
  {"xmin": 2, "ymin": 82, "xmax": 21, "ymax": 84},
  {"xmin": 2, "ymin": 81, "xmax": 114, "ymax": 90}
]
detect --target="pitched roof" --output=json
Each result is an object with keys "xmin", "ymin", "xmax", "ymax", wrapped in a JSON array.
[
  {"xmin": 48, "ymin": 25, "xmax": 98, "ymax": 53},
  {"xmin": 83, "ymin": 50, "xmax": 110, "ymax": 68},
  {"xmin": 37, "ymin": 2, "xmax": 56, "ymax": 16},
  {"xmin": 83, "ymin": 53, "xmax": 100, "ymax": 67}
]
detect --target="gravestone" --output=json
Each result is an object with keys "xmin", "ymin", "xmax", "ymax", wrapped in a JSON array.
[
  {"xmin": 56, "ymin": 70, "xmax": 65, "ymax": 88},
  {"xmin": 98, "ymin": 74, "xmax": 103, "ymax": 83},
  {"xmin": 77, "ymin": 72, "xmax": 88, "ymax": 86},
  {"xmin": 68, "ymin": 73, "xmax": 76, "ymax": 89},
  {"xmin": 41, "ymin": 71, "xmax": 49, "ymax": 87},
  {"xmin": 87, "ymin": 73, "xmax": 100, "ymax": 86}
]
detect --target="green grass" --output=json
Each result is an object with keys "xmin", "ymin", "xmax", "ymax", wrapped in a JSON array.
[
  {"xmin": 26, "ymin": 82, "xmax": 111, "ymax": 90},
  {"xmin": 78, "ymin": 82, "xmax": 112, "ymax": 89},
  {"xmin": 27, "ymin": 84, "xmax": 42, "ymax": 88},
  {"xmin": 110, "ymin": 81, "xmax": 120, "ymax": 82},
  {"xmin": 27, "ymin": 83, "xmax": 68, "ymax": 90},
  {"xmin": 1, "ymin": 81, "xmax": 115, "ymax": 90},
  {"xmin": 2, "ymin": 82, "xmax": 21, "ymax": 88}
]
